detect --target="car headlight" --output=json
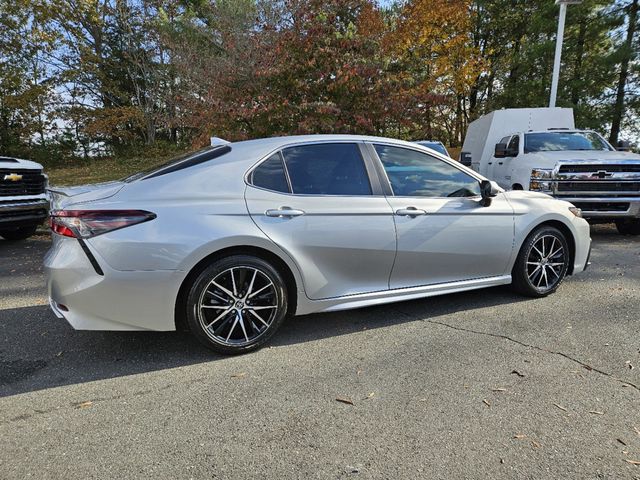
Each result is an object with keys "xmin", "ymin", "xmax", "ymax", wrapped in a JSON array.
[
  {"xmin": 568, "ymin": 206, "xmax": 582, "ymax": 218},
  {"xmin": 530, "ymin": 168, "xmax": 553, "ymax": 179}
]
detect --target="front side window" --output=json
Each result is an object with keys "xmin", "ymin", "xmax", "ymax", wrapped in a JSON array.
[
  {"xmin": 508, "ymin": 135, "xmax": 520, "ymax": 153},
  {"xmin": 374, "ymin": 144, "xmax": 481, "ymax": 198},
  {"xmin": 281, "ymin": 143, "xmax": 371, "ymax": 196},
  {"xmin": 524, "ymin": 131, "xmax": 613, "ymax": 153},
  {"xmin": 251, "ymin": 153, "xmax": 290, "ymax": 193}
]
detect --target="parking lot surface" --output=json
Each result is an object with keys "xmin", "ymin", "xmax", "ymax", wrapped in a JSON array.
[{"xmin": 1, "ymin": 226, "xmax": 639, "ymax": 479}]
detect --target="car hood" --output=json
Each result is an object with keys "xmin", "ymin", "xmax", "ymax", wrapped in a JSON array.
[
  {"xmin": 0, "ymin": 158, "xmax": 44, "ymax": 170},
  {"xmin": 48, "ymin": 181, "xmax": 126, "ymax": 209},
  {"xmin": 503, "ymin": 190, "xmax": 553, "ymax": 202},
  {"xmin": 532, "ymin": 150, "xmax": 640, "ymax": 164}
]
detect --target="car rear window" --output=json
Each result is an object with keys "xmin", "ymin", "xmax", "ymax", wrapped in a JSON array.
[{"xmin": 123, "ymin": 145, "xmax": 232, "ymax": 182}]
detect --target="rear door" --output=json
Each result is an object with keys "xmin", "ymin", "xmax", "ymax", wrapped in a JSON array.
[
  {"xmin": 245, "ymin": 142, "xmax": 397, "ymax": 300},
  {"xmin": 371, "ymin": 143, "xmax": 515, "ymax": 289}
]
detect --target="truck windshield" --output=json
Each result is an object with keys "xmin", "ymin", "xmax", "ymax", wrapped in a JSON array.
[{"xmin": 524, "ymin": 132, "xmax": 613, "ymax": 153}]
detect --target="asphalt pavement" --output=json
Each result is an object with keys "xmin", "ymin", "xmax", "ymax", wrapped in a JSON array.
[{"xmin": 1, "ymin": 226, "xmax": 639, "ymax": 479}]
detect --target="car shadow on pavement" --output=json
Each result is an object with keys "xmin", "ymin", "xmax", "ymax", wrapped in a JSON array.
[{"xmin": 0, "ymin": 287, "xmax": 530, "ymax": 398}]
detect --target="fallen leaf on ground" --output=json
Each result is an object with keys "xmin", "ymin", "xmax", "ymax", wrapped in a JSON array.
[
  {"xmin": 589, "ymin": 410, "xmax": 605, "ymax": 415},
  {"xmin": 531, "ymin": 440, "xmax": 541, "ymax": 449},
  {"xmin": 510, "ymin": 370, "xmax": 525, "ymax": 377},
  {"xmin": 583, "ymin": 364, "xmax": 593, "ymax": 371},
  {"xmin": 491, "ymin": 388, "xmax": 507, "ymax": 392},
  {"xmin": 483, "ymin": 399, "xmax": 491, "ymax": 407},
  {"xmin": 336, "ymin": 397, "xmax": 354, "ymax": 406},
  {"xmin": 624, "ymin": 459, "xmax": 640, "ymax": 465},
  {"xmin": 617, "ymin": 439, "xmax": 627, "ymax": 446},
  {"xmin": 513, "ymin": 434, "xmax": 527, "ymax": 439},
  {"xmin": 634, "ymin": 426, "xmax": 640, "ymax": 436},
  {"xmin": 553, "ymin": 403, "xmax": 568, "ymax": 412},
  {"xmin": 367, "ymin": 392, "xmax": 375, "ymax": 398},
  {"xmin": 230, "ymin": 372, "xmax": 247, "ymax": 378},
  {"xmin": 77, "ymin": 401, "xmax": 93, "ymax": 409}
]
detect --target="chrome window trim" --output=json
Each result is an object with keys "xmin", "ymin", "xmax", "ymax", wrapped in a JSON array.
[{"xmin": 245, "ymin": 140, "xmax": 381, "ymax": 197}]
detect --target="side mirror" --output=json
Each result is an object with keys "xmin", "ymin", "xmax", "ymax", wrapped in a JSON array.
[
  {"xmin": 479, "ymin": 180, "xmax": 500, "ymax": 206},
  {"xmin": 459, "ymin": 151, "xmax": 472, "ymax": 167},
  {"xmin": 494, "ymin": 143, "xmax": 508, "ymax": 158},
  {"xmin": 617, "ymin": 140, "xmax": 631, "ymax": 152}
]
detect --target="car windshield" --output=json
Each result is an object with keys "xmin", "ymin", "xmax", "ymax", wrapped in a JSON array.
[
  {"xmin": 416, "ymin": 141, "xmax": 448, "ymax": 156},
  {"xmin": 524, "ymin": 132, "xmax": 613, "ymax": 153}
]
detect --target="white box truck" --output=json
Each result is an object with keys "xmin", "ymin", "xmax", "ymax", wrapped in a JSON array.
[{"xmin": 460, "ymin": 108, "xmax": 640, "ymax": 235}]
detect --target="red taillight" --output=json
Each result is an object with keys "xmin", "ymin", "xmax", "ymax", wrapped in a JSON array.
[{"xmin": 49, "ymin": 210, "xmax": 156, "ymax": 239}]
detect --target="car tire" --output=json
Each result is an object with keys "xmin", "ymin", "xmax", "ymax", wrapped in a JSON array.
[
  {"xmin": 0, "ymin": 224, "xmax": 39, "ymax": 241},
  {"xmin": 185, "ymin": 255, "xmax": 288, "ymax": 355},
  {"xmin": 511, "ymin": 225, "xmax": 570, "ymax": 297},
  {"xmin": 615, "ymin": 219, "xmax": 640, "ymax": 235}
]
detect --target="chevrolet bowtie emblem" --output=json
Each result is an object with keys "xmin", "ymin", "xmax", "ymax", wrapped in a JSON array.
[
  {"xmin": 591, "ymin": 170, "xmax": 612, "ymax": 179},
  {"xmin": 3, "ymin": 173, "xmax": 22, "ymax": 182}
]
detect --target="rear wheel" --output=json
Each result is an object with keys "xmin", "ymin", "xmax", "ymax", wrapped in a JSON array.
[
  {"xmin": 0, "ymin": 224, "xmax": 38, "ymax": 241},
  {"xmin": 185, "ymin": 255, "xmax": 288, "ymax": 354},
  {"xmin": 615, "ymin": 219, "xmax": 640, "ymax": 235},
  {"xmin": 511, "ymin": 226, "xmax": 570, "ymax": 297}
]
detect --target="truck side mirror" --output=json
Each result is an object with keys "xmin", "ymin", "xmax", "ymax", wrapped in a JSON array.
[
  {"xmin": 617, "ymin": 140, "xmax": 631, "ymax": 152},
  {"xmin": 459, "ymin": 152, "xmax": 472, "ymax": 166},
  {"xmin": 494, "ymin": 143, "xmax": 508, "ymax": 158}
]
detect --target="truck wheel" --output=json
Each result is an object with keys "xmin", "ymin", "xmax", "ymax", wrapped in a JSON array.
[
  {"xmin": 0, "ymin": 225, "xmax": 39, "ymax": 241},
  {"xmin": 615, "ymin": 219, "xmax": 640, "ymax": 235},
  {"xmin": 511, "ymin": 226, "xmax": 570, "ymax": 297}
]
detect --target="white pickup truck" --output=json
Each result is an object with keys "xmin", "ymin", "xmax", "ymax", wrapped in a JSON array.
[
  {"xmin": 460, "ymin": 108, "xmax": 640, "ymax": 235},
  {"xmin": 0, "ymin": 156, "xmax": 49, "ymax": 240}
]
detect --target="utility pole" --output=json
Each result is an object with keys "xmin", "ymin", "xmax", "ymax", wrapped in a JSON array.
[{"xmin": 550, "ymin": 0, "xmax": 583, "ymax": 108}]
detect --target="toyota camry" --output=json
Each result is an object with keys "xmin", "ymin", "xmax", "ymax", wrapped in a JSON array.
[{"xmin": 45, "ymin": 135, "xmax": 591, "ymax": 354}]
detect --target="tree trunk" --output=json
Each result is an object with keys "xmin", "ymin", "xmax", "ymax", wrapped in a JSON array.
[
  {"xmin": 571, "ymin": 16, "xmax": 587, "ymax": 107},
  {"xmin": 610, "ymin": 0, "xmax": 638, "ymax": 145}
]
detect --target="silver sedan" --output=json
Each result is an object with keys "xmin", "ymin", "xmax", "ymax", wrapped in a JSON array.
[{"xmin": 45, "ymin": 135, "xmax": 591, "ymax": 354}]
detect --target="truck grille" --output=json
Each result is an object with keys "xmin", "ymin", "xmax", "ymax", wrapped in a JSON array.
[
  {"xmin": 558, "ymin": 164, "xmax": 640, "ymax": 174},
  {"xmin": 0, "ymin": 169, "xmax": 46, "ymax": 196},
  {"xmin": 571, "ymin": 202, "xmax": 630, "ymax": 213},
  {"xmin": 557, "ymin": 182, "xmax": 640, "ymax": 193}
]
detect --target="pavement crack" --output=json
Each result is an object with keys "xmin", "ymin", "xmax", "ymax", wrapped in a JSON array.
[{"xmin": 394, "ymin": 309, "xmax": 640, "ymax": 393}]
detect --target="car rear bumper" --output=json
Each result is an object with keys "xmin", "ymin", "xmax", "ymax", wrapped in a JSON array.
[{"xmin": 44, "ymin": 234, "xmax": 183, "ymax": 331}]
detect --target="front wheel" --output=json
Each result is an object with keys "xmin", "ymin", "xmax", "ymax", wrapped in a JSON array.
[
  {"xmin": 511, "ymin": 226, "xmax": 570, "ymax": 297},
  {"xmin": 185, "ymin": 255, "xmax": 288, "ymax": 355},
  {"xmin": 615, "ymin": 219, "xmax": 640, "ymax": 235},
  {"xmin": 0, "ymin": 224, "xmax": 38, "ymax": 241}
]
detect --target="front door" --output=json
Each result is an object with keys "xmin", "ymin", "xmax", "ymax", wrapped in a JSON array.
[
  {"xmin": 493, "ymin": 135, "xmax": 520, "ymax": 189},
  {"xmin": 372, "ymin": 143, "xmax": 515, "ymax": 289},
  {"xmin": 245, "ymin": 142, "xmax": 397, "ymax": 300}
]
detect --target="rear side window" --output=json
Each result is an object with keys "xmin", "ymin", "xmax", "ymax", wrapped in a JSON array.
[
  {"xmin": 251, "ymin": 153, "xmax": 290, "ymax": 193},
  {"xmin": 282, "ymin": 143, "xmax": 371, "ymax": 196},
  {"xmin": 374, "ymin": 144, "xmax": 481, "ymax": 198}
]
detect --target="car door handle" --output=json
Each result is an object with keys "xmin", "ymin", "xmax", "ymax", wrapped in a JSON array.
[
  {"xmin": 265, "ymin": 207, "xmax": 305, "ymax": 218},
  {"xmin": 488, "ymin": 162, "xmax": 492, "ymax": 165},
  {"xmin": 395, "ymin": 207, "xmax": 427, "ymax": 217},
  {"xmin": 498, "ymin": 161, "xmax": 503, "ymax": 165}
]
